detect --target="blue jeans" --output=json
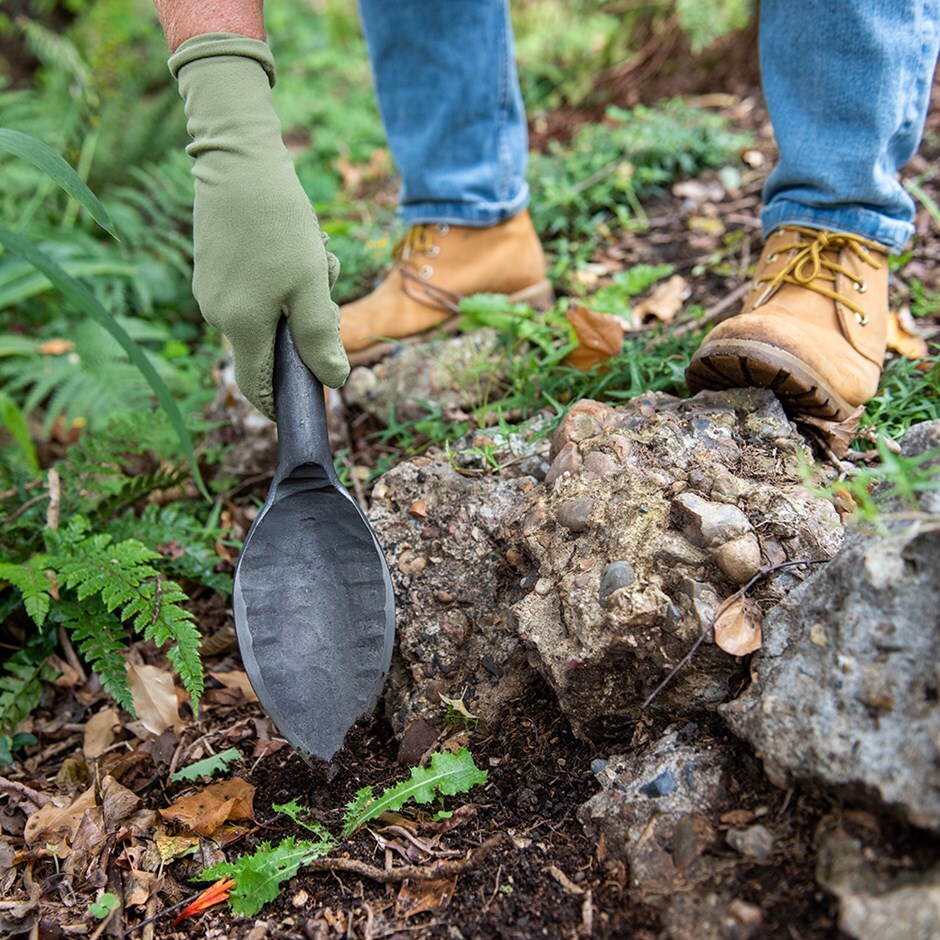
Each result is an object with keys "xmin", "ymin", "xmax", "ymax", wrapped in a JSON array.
[{"xmin": 357, "ymin": 0, "xmax": 939, "ymax": 251}]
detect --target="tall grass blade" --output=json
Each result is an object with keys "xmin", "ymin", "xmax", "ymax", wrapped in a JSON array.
[{"xmin": 0, "ymin": 128, "xmax": 117, "ymax": 238}]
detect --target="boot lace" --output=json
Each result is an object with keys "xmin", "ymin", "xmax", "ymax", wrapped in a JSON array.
[
  {"xmin": 391, "ymin": 224, "xmax": 462, "ymax": 313},
  {"xmin": 758, "ymin": 227, "xmax": 883, "ymax": 325}
]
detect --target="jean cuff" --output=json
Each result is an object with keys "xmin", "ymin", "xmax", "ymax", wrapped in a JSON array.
[
  {"xmin": 762, "ymin": 199, "xmax": 912, "ymax": 254},
  {"xmin": 398, "ymin": 185, "xmax": 530, "ymax": 228}
]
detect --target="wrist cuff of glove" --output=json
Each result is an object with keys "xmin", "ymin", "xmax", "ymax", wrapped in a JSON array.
[{"xmin": 169, "ymin": 32, "xmax": 276, "ymax": 86}]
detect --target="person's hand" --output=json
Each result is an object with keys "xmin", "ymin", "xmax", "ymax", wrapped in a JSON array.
[{"xmin": 169, "ymin": 33, "xmax": 349, "ymax": 419}]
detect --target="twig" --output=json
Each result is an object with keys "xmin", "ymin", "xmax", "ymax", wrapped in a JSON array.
[
  {"xmin": 122, "ymin": 892, "xmax": 202, "ymax": 937},
  {"xmin": 46, "ymin": 467, "xmax": 61, "ymax": 530},
  {"xmin": 0, "ymin": 775, "xmax": 53, "ymax": 807},
  {"xmin": 642, "ymin": 559, "xmax": 829, "ymax": 709},
  {"xmin": 306, "ymin": 833, "xmax": 509, "ymax": 884},
  {"xmin": 2, "ymin": 492, "xmax": 48, "ymax": 525},
  {"xmin": 58, "ymin": 626, "xmax": 87, "ymax": 684}
]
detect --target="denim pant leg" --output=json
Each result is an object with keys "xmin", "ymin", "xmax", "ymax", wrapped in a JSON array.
[
  {"xmin": 356, "ymin": 0, "xmax": 529, "ymax": 227},
  {"xmin": 761, "ymin": 0, "xmax": 940, "ymax": 252}
]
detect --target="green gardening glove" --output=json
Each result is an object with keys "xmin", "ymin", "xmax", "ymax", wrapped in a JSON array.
[{"xmin": 169, "ymin": 33, "xmax": 349, "ymax": 419}]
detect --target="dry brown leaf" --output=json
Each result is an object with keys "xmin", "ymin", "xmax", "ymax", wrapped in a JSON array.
[
  {"xmin": 159, "ymin": 777, "xmax": 256, "ymax": 837},
  {"xmin": 633, "ymin": 275, "xmax": 690, "ymax": 324},
  {"xmin": 127, "ymin": 664, "xmax": 185, "ymax": 735},
  {"xmin": 124, "ymin": 870, "xmax": 157, "ymax": 908},
  {"xmin": 886, "ymin": 307, "xmax": 930, "ymax": 359},
  {"xmin": 24, "ymin": 787, "xmax": 97, "ymax": 847},
  {"xmin": 396, "ymin": 876, "xmax": 457, "ymax": 919},
  {"xmin": 798, "ymin": 405, "xmax": 865, "ymax": 459},
  {"xmin": 101, "ymin": 775, "xmax": 140, "ymax": 830},
  {"xmin": 714, "ymin": 597, "xmax": 763, "ymax": 656},
  {"xmin": 564, "ymin": 304, "xmax": 626, "ymax": 371},
  {"xmin": 38, "ymin": 339, "xmax": 74, "ymax": 356},
  {"xmin": 209, "ymin": 670, "xmax": 259, "ymax": 704},
  {"xmin": 83, "ymin": 706, "xmax": 120, "ymax": 760}
]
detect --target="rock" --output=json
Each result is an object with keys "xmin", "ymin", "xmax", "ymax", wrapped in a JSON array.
[
  {"xmin": 579, "ymin": 726, "xmax": 730, "ymax": 894},
  {"xmin": 556, "ymin": 498, "xmax": 596, "ymax": 532},
  {"xmin": 726, "ymin": 824, "xmax": 774, "ymax": 862},
  {"xmin": 599, "ymin": 561, "xmax": 636, "ymax": 607},
  {"xmin": 580, "ymin": 725, "xmax": 749, "ymax": 940},
  {"xmin": 509, "ymin": 389, "xmax": 843, "ymax": 740},
  {"xmin": 344, "ymin": 329, "xmax": 509, "ymax": 422},
  {"xmin": 367, "ymin": 457, "xmax": 540, "ymax": 736},
  {"xmin": 721, "ymin": 522, "xmax": 940, "ymax": 830},
  {"xmin": 366, "ymin": 388, "xmax": 845, "ymax": 744},
  {"xmin": 712, "ymin": 534, "xmax": 763, "ymax": 585},
  {"xmin": 890, "ymin": 420, "xmax": 940, "ymax": 514},
  {"xmin": 816, "ymin": 829, "xmax": 940, "ymax": 940}
]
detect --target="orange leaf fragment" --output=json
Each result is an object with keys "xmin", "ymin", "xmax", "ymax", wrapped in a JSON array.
[
  {"xmin": 173, "ymin": 877, "xmax": 236, "ymax": 925},
  {"xmin": 886, "ymin": 307, "xmax": 929, "ymax": 359},
  {"xmin": 714, "ymin": 596, "xmax": 763, "ymax": 656},
  {"xmin": 564, "ymin": 304, "xmax": 626, "ymax": 371}
]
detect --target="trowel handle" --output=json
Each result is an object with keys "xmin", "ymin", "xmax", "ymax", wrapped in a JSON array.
[{"xmin": 273, "ymin": 318, "xmax": 334, "ymax": 473}]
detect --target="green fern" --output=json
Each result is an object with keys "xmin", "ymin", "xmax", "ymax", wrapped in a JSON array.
[
  {"xmin": 2, "ymin": 515, "xmax": 204, "ymax": 713},
  {"xmin": 0, "ymin": 647, "xmax": 58, "ymax": 765},
  {"xmin": 0, "ymin": 557, "xmax": 53, "ymax": 627},
  {"xmin": 62, "ymin": 600, "xmax": 134, "ymax": 711}
]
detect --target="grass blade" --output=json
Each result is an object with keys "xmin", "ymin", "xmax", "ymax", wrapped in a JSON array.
[
  {"xmin": 0, "ymin": 225, "xmax": 209, "ymax": 499},
  {"xmin": 0, "ymin": 392, "xmax": 40, "ymax": 475},
  {"xmin": 0, "ymin": 128, "xmax": 117, "ymax": 239}
]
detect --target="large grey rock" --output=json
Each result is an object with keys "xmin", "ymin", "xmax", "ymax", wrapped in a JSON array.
[
  {"xmin": 508, "ymin": 389, "xmax": 844, "ymax": 740},
  {"xmin": 721, "ymin": 521, "xmax": 940, "ymax": 830},
  {"xmin": 344, "ymin": 329, "xmax": 509, "ymax": 423}
]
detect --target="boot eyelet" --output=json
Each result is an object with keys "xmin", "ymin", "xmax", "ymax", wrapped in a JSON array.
[
  {"xmin": 425, "ymin": 244, "xmax": 440, "ymax": 258},
  {"xmin": 854, "ymin": 280, "xmax": 868, "ymax": 294},
  {"xmin": 435, "ymin": 223, "xmax": 450, "ymax": 235},
  {"xmin": 766, "ymin": 253, "xmax": 778, "ymax": 263},
  {"xmin": 855, "ymin": 312, "xmax": 869, "ymax": 326},
  {"xmin": 420, "ymin": 265, "xmax": 434, "ymax": 279}
]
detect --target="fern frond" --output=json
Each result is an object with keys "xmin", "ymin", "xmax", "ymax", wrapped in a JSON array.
[
  {"xmin": 61, "ymin": 600, "xmax": 133, "ymax": 711},
  {"xmin": 0, "ymin": 557, "xmax": 53, "ymax": 627},
  {"xmin": 0, "ymin": 649, "xmax": 58, "ymax": 737}
]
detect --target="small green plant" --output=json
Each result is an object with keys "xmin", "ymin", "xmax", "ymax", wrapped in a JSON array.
[
  {"xmin": 89, "ymin": 891, "xmax": 120, "ymax": 920},
  {"xmin": 814, "ymin": 437, "xmax": 940, "ymax": 529},
  {"xmin": 172, "ymin": 747, "xmax": 243, "ymax": 783},
  {"xmin": 199, "ymin": 749, "xmax": 487, "ymax": 917}
]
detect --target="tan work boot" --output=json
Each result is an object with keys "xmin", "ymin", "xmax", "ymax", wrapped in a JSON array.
[
  {"xmin": 686, "ymin": 226, "xmax": 889, "ymax": 422},
  {"xmin": 340, "ymin": 210, "xmax": 554, "ymax": 365}
]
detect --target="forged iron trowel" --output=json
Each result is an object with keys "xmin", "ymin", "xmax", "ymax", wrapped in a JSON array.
[{"xmin": 232, "ymin": 319, "xmax": 396, "ymax": 762}]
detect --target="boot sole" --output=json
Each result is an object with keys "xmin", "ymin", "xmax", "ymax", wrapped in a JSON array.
[
  {"xmin": 345, "ymin": 278, "xmax": 556, "ymax": 368},
  {"xmin": 686, "ymin": 338, "xmax": 857, "ymax": 423}
]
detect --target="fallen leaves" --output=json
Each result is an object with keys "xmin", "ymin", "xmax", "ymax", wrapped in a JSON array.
[
  {"xmin": 565, "ymin": 304, "xmax": 625, "ymax": 370},
  {"xmin": 632, "ymin": 274, "xmax": 690, "ymax": 324},
  {"xmin": 886, "ymin": 307, "xmax": 930, "ymax": 359},
  {"xmin": 127, "ymin": 664, "xmax": 185, "ymax": 735},
  {"xmin": 209, "ymin": 670, "xmax": 259, "ymax": 704},
  {"xmin": 396, "ymin": 876, "xmax": 456, "ymax": 918},
  {"xmin": 83, "ymin": 706, "xmax": 120, "ymax": 760},
  {"xmin": 159, "ymin": 777, "xmax": 256, "ymax": 837},
  {"xmin": 714, "ymin": 597, "xmax": 763, "ymax": 656}
]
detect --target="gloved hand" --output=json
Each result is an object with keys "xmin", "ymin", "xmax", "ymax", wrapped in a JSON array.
[{"xmin": 169, "ymin": 33, "xmax": 349, "ymax": 419}]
